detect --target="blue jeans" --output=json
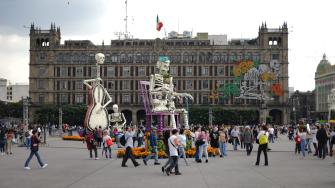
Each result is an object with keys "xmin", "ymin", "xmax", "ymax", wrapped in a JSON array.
[
  {"xmin": 198, "ymin": 143, "xmax": 208, "ymax": 160},
  {"xmin": 269, "ymin": 134, "xmax": 274, "ymax": 143},
  {"xmin": 233, "ymin": 137, "xmax": 238, "ymax": 150},
  {"xmin": 144, "ymin": 146, "xmax": 158, "ymax": 163},
  {"xmin": 219, "ymin": 142, "xmax": 227, "ymax": 156},
  {"xmin": 300, "ymin": 139, "xmax": 306, "ymax": 157},
  {"xmin": 195, "ymin": 145, "xmax": 199, "ymax": 160},
  {"xmin": 24, "ymin": 150, "xmax": 45, "ymax": 167},
  {"xmin": 25, "ymin": 137, "xmax": 31, "ymax": 149}
]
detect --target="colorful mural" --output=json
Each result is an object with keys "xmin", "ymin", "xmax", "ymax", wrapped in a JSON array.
[{"xmin": 217, "ymin": 59, "xmax": 283, "ymax": 101}]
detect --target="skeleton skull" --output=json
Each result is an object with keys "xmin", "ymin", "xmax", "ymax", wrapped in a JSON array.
[
  {"xmin": 270, "ymin": 60, "xmax": 280, "ymax": 71},
  {"xmin": 95, "ymin": 53, "xmax": 105, "ymax": 65},
  {"xmin": 157, "ymin": 57, "xmax": 170, "ymax": 75}
]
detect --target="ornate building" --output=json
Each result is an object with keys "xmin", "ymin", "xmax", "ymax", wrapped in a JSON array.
[
  {"xmin": 29, "ymin": 22, "xmax": 289, "ymax": 125},
  {"xmin": 315, "ymin": 54, "xmax": 335, "ymax": 119}
]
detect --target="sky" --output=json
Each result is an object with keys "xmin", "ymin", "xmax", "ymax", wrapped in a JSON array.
[{"xmin": 0, "ymin": 0, "xmax": 334, "ymax": 91}]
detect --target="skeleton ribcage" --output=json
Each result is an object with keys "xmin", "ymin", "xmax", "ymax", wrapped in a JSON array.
[{"xmin": 154, "ymin": 77, "xmax": 164, "ymax": 89}]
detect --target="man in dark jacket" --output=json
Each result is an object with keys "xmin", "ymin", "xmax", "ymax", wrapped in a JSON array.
[
  {"xmin": 316, "ymin": 124, "xmax": 328, "ymax": 159},
  {"xmin": 143, "ymin": 127, "xmax": 160, "ymax": 165}
]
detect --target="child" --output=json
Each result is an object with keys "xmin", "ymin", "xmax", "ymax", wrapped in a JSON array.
[
  {"xmin": 103, "ymin": 130, "xmax": 113, "ymax": 159},
  {"xmin": 294, "ymin": 132, "xmax": 301, "ymax": 154}
]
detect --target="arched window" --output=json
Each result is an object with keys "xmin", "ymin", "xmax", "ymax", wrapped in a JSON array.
[
  {"xmin": 120, "ymin": 53, "xmax": 126, "ymax": 63},
  {"xmin": 199, "ymin": 52, "xmax": 206, "ymax": 63},
  {"xmin": 135, "ymin": 52, "xmax": 142, "ymax": 63},
  {"xmin": 191, "ymin": 52, "xmax": 197, "ymax": 63},
  {"xmin": 214, "ymin": 52, "xmax": 221, "ymax": 63}
]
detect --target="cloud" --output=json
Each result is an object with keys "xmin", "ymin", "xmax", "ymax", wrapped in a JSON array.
[{"xmin": 0, "ymin": 35, "xmax": 29, "ymax": 83}]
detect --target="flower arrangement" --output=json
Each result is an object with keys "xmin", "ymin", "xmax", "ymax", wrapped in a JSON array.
[
  {"xmin": 62, "ymin": 135, "xmax": 85, "ymax": 141},
  {"xmin": 116, "ymin": 146, "xmax": 219, "ymax": 158}
]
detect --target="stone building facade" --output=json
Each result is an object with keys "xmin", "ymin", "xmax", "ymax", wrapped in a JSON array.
[
  {"xmin": 29, "ymin": 22, "xmax": 289, "ymax": 125},
  {"xmin": 315, "ymin": 54, "xmax": 335, "ymax": 119}
]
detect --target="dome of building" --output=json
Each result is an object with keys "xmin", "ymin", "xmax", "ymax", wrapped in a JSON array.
[{"xmin": 316, "ymin": 53, "xmax": 331, "ymax": 74}]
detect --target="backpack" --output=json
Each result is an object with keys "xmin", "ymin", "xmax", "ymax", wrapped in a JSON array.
[
  {"xmin": 106, "ymin": 138, "xmax": 113, "ymax": 146},
  {"xmin": 259, "ymin": 134, "xmax": 268, "ymax": 145},
  {"xmin": 119, "ymin": 135, "xmax": 126, "ymax": 146}
]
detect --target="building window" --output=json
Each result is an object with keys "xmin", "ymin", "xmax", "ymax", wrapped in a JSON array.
[
  {"xmin": 202, "ymin": 94, "xmax": 209, "ymax": 104},
  {"xmin": 183, "ymin": 52, "xmax": 189, "ymax": 63},
  {"xmin": 170, "ymin": 67, "xmax": 177, "ymax": 76},
  {"xmin": 75, "ymin": 81, "xmax": 83, "ymax": 90},
  {"xmin": 202, "ymin": 67, "xmax": 209, "ymax": 76},
  {"xmin": 57, "ymin": 53, "xmax": 64, "ymax": 62},
  {"xmin": 186, "ymin": 80, "xmax": 193, "ymax": 90},
  {"xmin": 139, "ymin": 67, "xmax": 145, "ymax": 76},
  {"xmin": 38, "ymin": 94, "xmax": 45, "ymax": 104},
  {"xmin": 135, "ymin": 53, "xmax": 142, "ymax": 63},
  {"xmin": 221, "ymin": 54, "xmax": 228, "ymax": 63},
  {"xmin": 120, "ymin": 53, "xmax": 126, "ymax": 63},
  {"xmin": 202, "ymin": 80, "xmax": 209, "ymax": 90},
  {"xmin": 126, "ymin": 54, "xmax": 133, "ymax": 63},
  {"xmin": 88, "ymin": 53, "xmax": 95, "ymax": 63},
  {"xmin": 37, "ymin": 80, "xmax": 45, "ymax": 89},
  {"xmin": 60, "ymin": 67, "xmax": 68, "ymax": 77},
  {"xmin": 76, "ymin": 67, "xmax": 83, "ymax": 77},
  {"xmin": 60, "ymin": 80, "xmax": 67, "ymax": 90},
  {"xmin": 123, "ymin": 66, "xmax": 130, "ymax": 77},
  {"xmin": 39, "ymin": 52, "xmax": 46, "ymax": 60},
  {"xmin": 186, "ymin": 67, "xmax": 193, "ymax": 76},
  {"xmin": 253, "ymin": 54, "xmax": 260, "ymax": 62},
  {"xmin": 107, "ymin": 67, "xmax": 115, "ymax": 77},
  {"xmin": 38, "ymin": 67, "xmax": 47, "ymax": 76},
  {"xmin": 272, "ymin": 53, "xmax": 280, "ymax": 60},
  {"xmin": 123, "ymin": 94, "xmax": 130, "ymax": 104},
  {"xmin": 75, "ymin": 94, "xmax": 83, "ymax": 104},
  {"xmin": 108, "ymin": 81, "xmax": 115, "ymax": 89},
  {"xmin": 122, "ymin": 80, "xmax": 130, "ymax": 90},
  {"xmin": 217, "ymin": 67, "xmax": 224, "ymax": 76},
  {"xmin": 111, "ymin": 53, "xmax": 119, "ymax": 63},
  {"xmin": 60, "ymin": 94, "xmax": 68, "ymax": 103}
]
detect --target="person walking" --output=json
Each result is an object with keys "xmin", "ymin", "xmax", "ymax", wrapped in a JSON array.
[
  {"xmin": 178, "ymin": 129, "xmax": 189, "ymax": 166},
  {"xmin": 102, "ymin": 130, "xmax": 113, "ymax": 159},
  {"xmin": 85, "ymin": 130, "xmax": 99, "ymax": 160},
  {"xmin": 24, "ymin": 129, "xmax": 48, "ymax": 170},
  {"xmin": 198, "ymin": 127, "xmax": 209, "ymax": 163},
  {"xmin": 0, "ymin": 127, "xmax": 6, "ymax": 156},
  {"xmin": 230, "ymin": 126, "xmax": 240, "ymax": 151},
  {"xmin": 162, "ymin": 130, "xmax": 172, "ymax": 173},
  {"xmin": 255, "ymin": 125, "xmax": 269, "ymax": 166},
  {"xmin": 194, "ymin": 127, "xmax": 201, "ymax": 162},
  {"xmin": 164, "ymin": 129, "xmax": 182, "ymax": 176},
  {"xmin": 311, "ymin": 125, "xmax": 318, "ymax": 156},
  {"xmin": 209, "ymin": 126, "xmax": 220, "ymax": 157},
  {"xmin": 316, "ymin": 124, "xmax": 328, "ymax": 159},
  {"xmin": 294, "ymin": 132, "xmax": 301, "ymax": 154},
  {"xmin": 218, "ymin": 128, "xmax": 228, "ymax": 157},
  {"xmin": 298, "ymin": 126, "xmax": 307, "ymax": 158},
  {"xmin": 243, "ymin": 126, "xmax": 254, "ymax": 156},
  {"xmin": 143, "ymin": 127, "xmax": 160, "ymax": 166},
  {"xmin": 121, "ymin": 127, "xmax": 140, "ymax": 167},
  {"xmin": 5, "ymin": 128, "xmax": 14, "ymax": 155}
]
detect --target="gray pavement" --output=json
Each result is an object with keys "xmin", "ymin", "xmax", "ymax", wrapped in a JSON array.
[{"xmin": 0, "ymin": 135, "xmax": 334, "ymax": 188}]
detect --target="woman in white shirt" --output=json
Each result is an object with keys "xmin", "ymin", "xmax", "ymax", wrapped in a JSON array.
[{"xmin": 311, "ymin": 125, "xmax": 318, "ymax": 156}]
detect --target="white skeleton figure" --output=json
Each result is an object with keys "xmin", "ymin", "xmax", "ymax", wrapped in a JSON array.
[
  {"xmin": 149, "ymin": 56, "xmax": 193, "ymax": 129},
  {"xmin": 270, "ymin": 59, "xmax": 280, "ymax": 78},
  {"xmin": 109, "ymin": 104, "xmax": 126, "ymax": 131}
]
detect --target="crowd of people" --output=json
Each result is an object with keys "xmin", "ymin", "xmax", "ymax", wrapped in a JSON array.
[{"xmin": 2, "ymin": 121, "xmax": 334, "ymax": 174}]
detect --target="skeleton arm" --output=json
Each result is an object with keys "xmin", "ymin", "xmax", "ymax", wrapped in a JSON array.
[
  {"xmin": 102, "ymin": 88, "xmax": 112, "ymax": 109},
  {"xmin": 83, "ymin": 78, "xmax": 102, "ymax": 90},
  {"xmin": 120, "ymin": 113, "xmax": 126, "ymax": 127}
]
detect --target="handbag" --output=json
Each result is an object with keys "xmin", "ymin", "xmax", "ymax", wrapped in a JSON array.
[{"xmin": 195, "ymin": 140, "xmax": 205, "ymax": 146}]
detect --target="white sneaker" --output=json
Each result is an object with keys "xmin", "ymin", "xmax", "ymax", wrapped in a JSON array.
[
  {"xmin": 24, "ymin": 166, "xmax": 31, "ymax": 170},
  {"xmin": 95, "ymin": 157, "xmax": 99, "ymax": 160},
  {"xmin": 42, "ymin": 164, "xmax": 48, "ymax": 169}
]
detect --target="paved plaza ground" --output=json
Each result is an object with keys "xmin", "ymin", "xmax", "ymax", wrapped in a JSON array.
[{"xmin": 0, "ymin": 135, "xmax": 334, "ymax": 188}]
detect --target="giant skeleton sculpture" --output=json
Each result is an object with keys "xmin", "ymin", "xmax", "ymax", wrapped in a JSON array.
[
  {"xmin": 149, "ymin": 56, "xmax": 193, "ymax": 129},
  {"xmin": 83, "ymin": 53, "xmax": 112, "ymax": 131},
  {"xmin": 110, "ymin": 104, "xmax": 126, "ymax": 131}
]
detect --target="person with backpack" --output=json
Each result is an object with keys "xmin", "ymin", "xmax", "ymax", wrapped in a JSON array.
[
  {"xmin": 121, "ymin": 127, "xmax": 140, "ymax": 167},
  {"xmin": 85, "ymin": 130, "xmax": 99, "ymax": 160},
  {"xmin": 143, "ymin": 127, "xmax": 160, "ymax": 165},
  {"xmin": 102, "ymin": 130, "xmax": 113, "ymax": 159},
  {"xmin": 24, "ymin": 129, "xmax": 48, "ymax": 170},
  {"xmin": 255, "ymin": 125, "xmax": 269, "ymax": 166}
]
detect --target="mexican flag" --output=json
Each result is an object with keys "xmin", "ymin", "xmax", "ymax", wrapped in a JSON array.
[{"xmin": 156, "ymin": 15, "xmax": 163, "ymax": 31}]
